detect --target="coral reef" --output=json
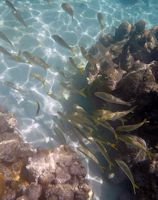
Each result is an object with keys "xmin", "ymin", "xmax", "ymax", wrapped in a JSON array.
[
  {"xmin": 0, "ymin": 110, "xmax": 92, "ymax": 200},
  {"xmin": 67, "ymin": 20, "xmax": 158, "ymax": 199}
]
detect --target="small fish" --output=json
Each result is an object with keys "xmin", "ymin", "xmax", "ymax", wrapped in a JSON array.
[
  {"xmin": 95, "ymin": 107, "xmax": 136, "ymax": 121},
  {"xmin": 0, "ymin": 46, "xmax": 12, "ymax": 56},
  {"xmin": 80, "ymin": 46, "xmax": 97, "ymax": 64},
  {"xmin": 54, "ymin": 126, "xmax": 67, "ymax": 144},
  {"xmin": 61, "ymin": 3, "xmax": 74, "ymax": 19},
  {"xmin": 60, "ymin": 82, "xmax": 86, "ymax": 97},
  {"xmin": 119, "ymin": 135, "xmax": 148, "ymax": 153},
  {"xmin": 23, "ymin": 51, "xmax": 49, "ymax": 70},
  {"xmin": 95, "ymin": 92, "xmax": 131, "ymax": 106},
  {"xmin": 11, "ymin": 9, "xmax": 27, "ymax": 28},
  {"xmin": 78, "ymin": 145, "xmax": 100, "ymax": 165},
  {"xmin": 36, "ymin": 101, "xmax": 40, "ymax": 115},
  {"xmin": 31, "ymin": 73, "xmax": 45, "ymax": 85},
  {"xmin": 69, "ymin": 57, "xmax": 84, "ymax": 74},
  {"xmin": 47, "ymin": 92, "xmax": 58, "ymax": 100},
  {"xmin": 5, "ymin": 0, "xmax": 16, "ymax": 11},
  {"xmin": 52, "ymin": 34, "xmax": 74, "ymax": 52},
  {"xmin": 97, "ymin": 12, "xmax": 105, "ymax": 30},
  {"xmin": 96, "ymin": 142, "xmax": 113, "ymax": 169},
  {"xmin": 116, "ymin": 119, "xmax": 147, "ymax": 132},
  {"xmin": 5, "ymin": 81, "xmax": 25, "ymax": 93},
  {"xmin": 115, "ymin": 159, "xmax": 138, "ymax": 194},
  {"xmin": 69, "ymin": 112, "xmax": 94, "ymax": 128},
  {"xmin": 94, "ymin": 119, "xmax": 118, "ymax": 139},
  {"xmin": 10, "ymin": 54, "xmax": 26, "ymax": 63},
  {"xmin": 0, "ymin": 31, "xmax": 13, "ymax": 46}
]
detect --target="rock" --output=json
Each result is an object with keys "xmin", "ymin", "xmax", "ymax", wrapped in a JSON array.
[
  {"xmin": 16, "ymin": 196, "xmax": 29, "ymax": 200},
  {"xmin": 25, "ymin": 150, "xmax": 56, "ymax": 184},
  {"xmin": 45, "ymin": 183, "xmax": 92, "ymax": 200},
  {"xmin": 0, "ymin": 132, "xmax": 22, "ymax": 162},
  {"xmin": 25, "ymin": 183, "xmax": 42, "ymax": 200},
  {"xmin": 114, "ymin": 22, "xmax": 132, "ymax": 41},
  {"xmin": 132, "ymin": 154, "xmax": 158, "ymax": 200},
  {"xmin": 115, "ymin": 67, "xmax": 158, "ymax": 100},
  {"xmin": 99, "ymin": 34, "xmax": 113, "ymax": 47},
  {"xmin": 1, "ymin": 187, "xmax": 16, "ymax": 200},
  {"xmin": 0, "ymin": 112, "xmax": 16, "ymax": 134},
  {"xmin": 0, "ymin": 106, "xmax": 91, "ymax": 200},
  {"xmin": 134, "ymin": 20, "xmax": 146, "ymax": 34}
]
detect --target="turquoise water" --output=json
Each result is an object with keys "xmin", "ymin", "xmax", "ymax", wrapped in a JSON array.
[{"xmin": 0, "ymin": 0, "xmax": 157, "ymax": 199}]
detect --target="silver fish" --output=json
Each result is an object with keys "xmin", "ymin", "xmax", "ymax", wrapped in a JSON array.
[
  {"xmin": 116, "ymin": 119, "xmax": 147, "ymax": 132},
  {"xmin": 0, "ymin": 31, "xmax": 13, "ymax": 46},
  {"xmin": 11, "ymin": 10, "xmax": 27, "ymax": 28},
  {"xmin": 0, "ymin": 46, "xmax": 12, "ymax": 56},
  {"xmin": 97, "ymin": 12, "xmax": 105, "ymax": 30},
  {"xmin": 115, "ymin": 159, "xmax": 138, "ymax": 194},
  {"xmin": 52, "ymin": 34, "xmax": 74, "ymax": 52},
  {"xmin": 80, "ymin": 46, "xmax": 97, "ymax": 64},
  {"xmin": 36, "ymin": 101, "xmax": 40, "ymax": 115},
  {"xmin": 5, "ymin": 0, "xmax": 16, "ymax": 11},
  {"xmin": 23, "ymin": 51, "xmax": 49, "ymax": 70},
  {"xmin": 95, "ymin": 92, "xmax": 131, "ymax": 106},
  {"xmin": 31, "ymin": 73, "xmax": 46, "ymax": 85},
  {"xmin": 69, "ymin": 57, "xmax": 84, "ymax": 74},
  {"xmin": 95, "ymin": 107, "xmax": 136, "ymax": 121},
  {"xmin": 61, "ymin": 3, "xmax": 74, "ymax": 19}
]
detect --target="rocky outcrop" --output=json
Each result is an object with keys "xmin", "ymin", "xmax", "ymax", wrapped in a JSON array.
[{"xmin": 0, "ymin": 109, "xmax": 92, "ymax": 200}]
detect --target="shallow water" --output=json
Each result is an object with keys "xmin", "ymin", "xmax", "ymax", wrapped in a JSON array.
[{"xmin": 0, "ymin": 0, "xmax": 157, "ymax": 199}]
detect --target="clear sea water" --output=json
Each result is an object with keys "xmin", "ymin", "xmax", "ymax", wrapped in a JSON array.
[{"xmin": 0, "ymin": 0, "xmax": 157, "ymax": 199}]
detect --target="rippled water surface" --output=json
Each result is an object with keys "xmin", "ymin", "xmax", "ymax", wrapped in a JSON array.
[{"xmin": 0, "ymin": 0, "xmax": 157, "ymax": 199}]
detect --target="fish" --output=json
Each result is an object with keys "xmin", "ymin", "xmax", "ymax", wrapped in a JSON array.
[
  {"xmin": 23, "ymin": 51, "xmax": 49, "ymax": 70},
  {"xmin": 4, "ymin": 81, "xmax": 25, "ymax": 93},
  {"xmin": 97, "ymin": 12, "xmax": 105, "ymax": 30},
  {"xmin": 52, "ymin": 34, "xmax": 74, "ymax": 53},
  {"xmin": 47, "ymin": 92, "xmax": 58, "ymax": 100},
  {"xmin": 31, "ymin": 73, "xmax": 46, "ymax": 85},
  {"xmin": 95, "ymin": 92, "xmax": 131, "ymax": 106},
  {"xmin": 10, "ymin": 54, "xmax": 26, "ymax": 63},
  {"xmin": 0, "ymin": 46, "xmax": 12, "ymax": 56},
  {"xmin": 11, "ymin": 10, "xmax": 27, "ymax": 28},
  {"xmin": 5, "ymin": 0, "xmax": 16, "ymax": 11},
  {"xmin": 94, "ymin": 119, "xmax": 118, "ymax": 139},
  {"xmin": 80, "ymin": 46, "xmax": 97, "ymax": 64},
  {"xmin": 60, "ymin": 82, "xmax": 86, "ymax": 97},
  {"xmin": 0, "ymin": 31, "xmax": 13, "ymax": 46},
  {"xmin": 36, "ymin": 101, "xmax": 40, "ymax": 115},
  {"xmin": 119, "ymin": 135, "xmax": 148, "ymax": 153},
  {"xmin": 5, "ymin": 0, "xmax": 27, "ymax": 27},
  {"xmin": 96, "ymin": 142, "xmax": 113, "ymax": 169},
  {"xmin": 69, "ymin": 112, "xmax": 94, "ymax": 128},
  {"xmin": 78, "ymin": 145, "xmax": 100, "ymax": 165},
  {"xmin": 115, "ymin": 159, "xmax": 138, "ymax": 194},
  {"xmin": 69, "ymin": 57, "xmax": 84, "ymax": 74},
  {"xmin": 116, "ymin": 119, "xmax": 147, "ymax": 132},
  {"xmin": 95, "ymin": 107, "xmax": 136, "ymax": 121},
  {"xmin": 54, "ymin": 126, "xmax": 67, "ymax": 144},
  {"xmin": 61, "ymin": 3, "xmax": 74, "ymax": 19}
]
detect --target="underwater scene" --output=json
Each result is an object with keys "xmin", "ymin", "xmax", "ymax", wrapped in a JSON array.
[{"xmin": 0, "ymin": 0, "xmax": 158, "ymax": 199}]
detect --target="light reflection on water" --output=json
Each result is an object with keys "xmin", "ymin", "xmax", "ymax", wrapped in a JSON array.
[{"xmin": 0, "ymin": 0, "xmax": 157, "ymax": 199}]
